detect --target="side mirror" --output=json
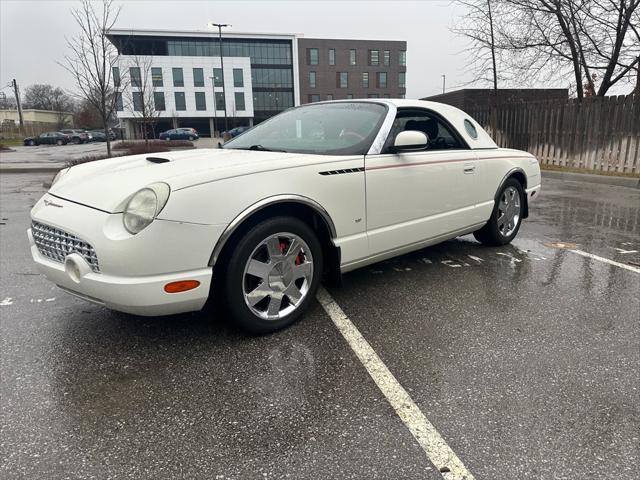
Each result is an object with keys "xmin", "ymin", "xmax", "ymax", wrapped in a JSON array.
[{"xmin": 393, "ymin": 130, "xmax": 428, "ymax": 151}]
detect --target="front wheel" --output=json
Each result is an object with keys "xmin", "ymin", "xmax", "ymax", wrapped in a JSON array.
[
  {"xmin": 56, "ymin": 139, "xmax": 64, "ymax": 146},
  {"xmin": 222, "ymin": 216, "xmax": 323, "ymax": 334},
  {"xmin": 474, "ymin": 178, "xmax": 524, "ymax": 246}
]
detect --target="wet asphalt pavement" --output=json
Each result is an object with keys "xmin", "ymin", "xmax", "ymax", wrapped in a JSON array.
[{"xmin": 1, "ymin": 173, "xmax": 638, "ymax": 480}]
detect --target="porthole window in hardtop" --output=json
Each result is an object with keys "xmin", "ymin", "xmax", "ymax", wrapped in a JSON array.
[{"xmin": 464, "ymin": 119, "xmax": 478, "ymax": 139}]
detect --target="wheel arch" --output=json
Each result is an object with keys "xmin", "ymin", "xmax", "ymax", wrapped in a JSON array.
[
  {"xmin": 495, "ymin": 168, "xmax": 529, "ymax": 219},
  {"xmin": 209, "ymin": 195, "xmax": 341, "ymax": 284}
]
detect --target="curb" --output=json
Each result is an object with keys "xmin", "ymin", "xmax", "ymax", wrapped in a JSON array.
[
  {"xmin": 541, "ymin": 170, "xmax": 640, "ymax": 189},
  {"xmin": 0, "ymin": 164, "xmax": 65, "ymax": 174}
]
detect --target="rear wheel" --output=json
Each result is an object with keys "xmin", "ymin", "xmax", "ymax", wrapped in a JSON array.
[
  {"xmin": 188, "ymin": 136, "xmax": 194, "ymax": 141},
  {"xmin": 56, "ymin": 139, "xmax": 64, "ymax": 146},
  {"xmin": 474, "ymin": 178, "xmax": 524, "ymax": 246},
  {"xmin": 223, "ymin": 216, "xmax": 322, "ymax": 334},
  {"xmin": 28, "ymin": 140, "xmax": 35, "ymax": 146}
]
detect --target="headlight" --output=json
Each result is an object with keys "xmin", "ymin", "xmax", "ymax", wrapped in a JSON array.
[
  {"xmin": 123, "ymin": 182, "xmax": 170, "ymax": 234},
  {"xmin": 51, "ymin": 168, "xmax": 69, "ymax": 187}
]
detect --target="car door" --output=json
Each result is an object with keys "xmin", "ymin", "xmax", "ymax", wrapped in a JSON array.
[
  {"xmin": 365, "ymin": 109, "xmax": 482, "ymax": 256},
  {"xmin": 39, "ymin": 133, "xmax": 50, "ymax": 145}
]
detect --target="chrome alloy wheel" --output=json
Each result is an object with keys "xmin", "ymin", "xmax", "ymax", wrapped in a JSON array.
[
  {"xmin": 242, "ymin": 232, "xmax": 314, "ymax": 320},
  {"xmin": 498, "ymin": 186, "xmax": 521, "ymax": 237}
]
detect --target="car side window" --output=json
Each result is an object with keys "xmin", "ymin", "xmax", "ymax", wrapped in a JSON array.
[{"xmin": 384, "ymin": 110, "xmax": 465, "ymax": 152}]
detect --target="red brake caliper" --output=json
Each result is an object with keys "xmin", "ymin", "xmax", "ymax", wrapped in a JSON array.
[{"xmin": 281, "ymin": 241, "xmax": 303, "ymax": 265}]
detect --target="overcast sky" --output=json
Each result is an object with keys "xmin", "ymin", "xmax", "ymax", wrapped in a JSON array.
[{"xmin": 0, "ymin": 0, "xmax": 560, "ymax": 100}]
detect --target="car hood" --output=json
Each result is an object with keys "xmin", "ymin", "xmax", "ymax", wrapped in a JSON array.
[{"xmin": 49, "ymin": 148, "xmax": 341, "ymax": 212}]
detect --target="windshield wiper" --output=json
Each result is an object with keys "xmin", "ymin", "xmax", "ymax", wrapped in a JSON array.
[{"xmin": 239, "ymin": 144, "xmax": 287, "ymax": 152}]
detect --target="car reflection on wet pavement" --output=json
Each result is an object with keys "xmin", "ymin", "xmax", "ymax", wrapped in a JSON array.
[{"xmin": 1, "ymin": 173, "xmax": 638, "ymax": 480}]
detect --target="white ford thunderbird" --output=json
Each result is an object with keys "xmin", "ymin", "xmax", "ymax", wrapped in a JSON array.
[{"xmin": 29, "ymin": 100, "xmax": 541, "ymax": 333}]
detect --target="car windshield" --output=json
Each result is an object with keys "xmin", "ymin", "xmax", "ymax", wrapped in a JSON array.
[{"xmin": 223, "ymin": 102, "xmax": 388, "ymax": 155}]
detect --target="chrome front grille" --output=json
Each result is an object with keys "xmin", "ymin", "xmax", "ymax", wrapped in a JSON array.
[{"xmin": 31, "ymin": 221, "xmax": 100, "ymax": 272}]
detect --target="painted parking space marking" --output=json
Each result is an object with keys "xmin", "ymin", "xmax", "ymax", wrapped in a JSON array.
[
  {"xmin": 567, "ymin": 249, "xmax": 640, "ymax": 274},
  {"xmin": 317, "ymin": 287, "xmax": 475, "ymax": 480}
]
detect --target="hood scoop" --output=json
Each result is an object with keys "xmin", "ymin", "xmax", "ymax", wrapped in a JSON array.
[{"xmin": 146, "ymin": 156, "xmax": 171, "ymax": 164}]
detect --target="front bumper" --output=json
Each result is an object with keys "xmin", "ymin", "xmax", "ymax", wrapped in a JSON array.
[{"xmin": 29, "ymin": 194, "xmax": 224, "ymax": 316}]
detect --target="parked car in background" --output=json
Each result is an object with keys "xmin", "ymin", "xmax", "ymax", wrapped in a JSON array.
[
  {"xmin": 23, "ymin": 132, "xmax": 70, "ymax": 146},
  {"xmin": 177, "ymin": 127, "xmax": 198, "ymax": 135},
  {"xmin": 226, "ymin": 126, "xmax": 251, "ymax": 138},
  {"xmin": 29, "ymin": 99, "xmax": 541, "ymax": 334},
  {"xmin": 159, "ymin": 129, "xmax": 199, "ymax": 141},
  {"xmin": 60, "ymin": 129, "xmax": 91, "ymax": 144},
  {"xmin": 89, "ymin": 130, "xmax": 107, "ymax": 142}
]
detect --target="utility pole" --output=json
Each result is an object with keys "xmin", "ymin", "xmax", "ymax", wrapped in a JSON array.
[
  {"xmin": 12, "ymin": 79, "xmax": 24, "ymax": 130},
  {"xmin": 441, "ymin": 75, "xmax": 446, "ymax": 94},
  {"xmin": 209, "ymin": 23, "xmax": 231, "ymax": 135}
]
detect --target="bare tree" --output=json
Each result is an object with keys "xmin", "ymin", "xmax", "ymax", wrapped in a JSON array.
[
  {"xmin": 123, "ymin": 55, "xmax": 161, "ymax": 145},
  {"xmin": 61, "ymin": 0, "xmax": 121, "ymax": 156}
]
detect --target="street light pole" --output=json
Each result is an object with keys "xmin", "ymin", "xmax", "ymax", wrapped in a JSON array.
[
  {"xmin": 209, "ymin": 76, "xmax": 218, "ymax": 138},
  {"xmin": 209, "ymin": 23, "xmax": 231, "ymax": 134}
]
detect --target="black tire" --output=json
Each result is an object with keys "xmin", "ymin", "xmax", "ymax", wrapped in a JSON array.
[
  {"xmin": 56, "ymin": 139, "xmax": 64, "ymax": 146},
  {"xmin": 222, "ymin": 216, "xmax": 323, "ymax": 335},
  {"xmin": 72, "ymin": 137, "xmax": 81, "ymax": 144},
  {"xmin": 473, "ymin": 177, "xmax": 525, "ymax": 246},
  {"xmin": 28, "ymin": 140, "xmax": 35, "ymax": 146},
  {"xmin": 188, "ymin": 136, "xmax": 194, "ymax": 141}
]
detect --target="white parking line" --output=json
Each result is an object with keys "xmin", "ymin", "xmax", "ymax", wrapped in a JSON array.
[
  {"xmin": 568, "ymin": 249, "xmax": 640, "ymax": 274},
  {"xmin": 316, "ymin": 287, "xmax": 475, "ymax": 480}
]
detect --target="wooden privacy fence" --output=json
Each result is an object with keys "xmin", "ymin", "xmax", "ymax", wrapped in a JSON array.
[{"xmin": 468, "ymin": 94, "xmax": 640, "ymax": 174}]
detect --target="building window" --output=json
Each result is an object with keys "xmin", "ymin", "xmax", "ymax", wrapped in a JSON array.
[
  {"xmin": 172, "ymin": 68, "xmax": 184, "ymax": 87},
  {"xmin": 383, "ymin": 93, "xmax": 390, "ymax": 98},
  {"xmin": 132, "ymin": 91, "xmax": 143, "ymax": 111},
  {"xmin": 193, "ymin": 68, "xmax": 204, "ymax": 87},
  {"xmin": 378, "ymin": 72, "xmax": 387, "ymax": 88},
  {"xmin": 195, "ymin": 92, "xmax": 206, "ymax": 110},
  {"xmin": 347, "ymin": 94, "xmax": 353, "ymax": 99},
  {"xmin": 399, "ymin": 93, "xmax": 406, "ymax": 99},
  {"xmin": 383, "ymin": 50, "xmax": 390, "ymax": 66},
  {"xmin": 308, "ymin": 48, "xmax": 319, "ymax": 65},
  {"xmin": 130, "ymin": 67, "xmax": 141, "ymax": 88},
  {"xmin": 174, "ymin": 91, "xmax": 186, "ymax": 110},
  {"xmin": 362, "ymin": 72, "xmax": 369, "ymax": 88},
  {"xmin": 327, "ymin": 94, "xmax": 333, "ymax": 100},
  {"xmin": 115, "ymin": 92, "xmax": 123, "ymax": 111},
  {"xmin": 215, "ymin": 92, "xmax": 225, "ymax": 110},
  {"xmin": 154, "ymin": 92, "xmax": 165, "ymax": 111},
  {"xmin": 309, "ymin": 71, "xmax": 316, "ymax": 88},
  {"xmin": 368, "ymin": 93, "xmax": 379, "ymax": 98},
  {"xmin": 233, "ymin": 68, "xmax": 244, "ymax": 87},
  {"xmin": 349, "ymin": 49, "xmax": 356, "ymax": 65},
  {"xmin": 369, "ymin": 50, "xmax": 379, "ymax": 66},
  {"xmin": 329, "ymin": 48, "xmax": 335, "ymax": 65},
  {"xmin": 338, "ymin": 72, "xmax": 348, "ymax": 88},
  {"xmin": 151, "ymin": 67, "xmax": 163, "ymax": 87},
  {"xmin": 399, "ymin": 72, "xmax": 406, "ymax": 88},
  {"xmin": 251, "ymin": 68, "xmax": 293, "ymax": 88},
  {"xmin": 235, "ymin": 92, "xmax": 245, "ymax": 111},
  {"xmin": 213, "ymin": 68, "xmax": 223, "ymax": 87},
  {"xmin": 112, "ymin": 67, "xmax": 120, "ymax": 87},
  {"xmin": 309, "ymin": 94, "xmax": 320, "ymax": 103},
  {"xmin": 399, "ymin": 50, "xmax": 406, "ymax": 66}
]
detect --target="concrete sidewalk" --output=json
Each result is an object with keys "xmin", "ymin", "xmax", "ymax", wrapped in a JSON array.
[
  {"xmin": 0, "ymin": 162, "xmax": 66, "ymax": 173},
  {"xmin": 541, "ymin": 169, "xmax": 640, "ymax": 189}
]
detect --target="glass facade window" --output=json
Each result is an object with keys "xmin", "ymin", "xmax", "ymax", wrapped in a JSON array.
[
  {"xmin": 112, "ymin": 67, "xmax": 120, "ymax": 87},
  {"xmin": 115, "ymin": 92, "xmax": 123, "ymax": 110},
  {"xmin": 383, "ymin": 93, "xmax": 390, "ymax": 98},
  {"xmin": 151, "ymin": 67, "xmax": 163, "ymax": 87},
  {"xmin": 174, "ymin": 91, "xmax": 186, "ymax": 110},
  {"xmin": 130, "ymin": 67, "xmax": 141, "ymax": 88},
  {"xmin": 213, "ymin": 68, "xmax": 223, "ymax": 87},
  {"xmin": 163, "ymin": 39, "xmax": 292, "ymax": 64},
  {"xmin": 154, "ymin": 92, "xmax": 165, "ymax": 111},
  {"xmin": 195, "ymin": 92, "xmax": 206, "ymax": 110},
  {"xmin": 378, "ymin": 72, "xmax": 387, "ymax": 88},
  {"xmin": 309, "ymin": 71, "xmax": 316, "ymax": 88},
  {"xmin": 308, "ymin": 48, "xmax": 319, "ymax": 65},
  {"xmin": 327, "ymin": 94, "xmax": 333, "ymax": 100},
  {"xmin": 251, "ymin": 68, "xmax": 292, "ymax": 88},
  {"xmin": 215, "ymin": 92, "xmax": 225, "ymax": 111},
  {"xmin": 362, "ymin": 72, "xmax": 369, "ymax": 88},
  {"xmin": 347, "ymin": 94, "xmax": 353, "ymax": 99},
  {"xmin": 400, "ymin": 93, "xmax": 406, "ymax": 99},
  {"xmin": 349, "ymin": 49, "xmax": 356, "ymax": 65},
  {"xmin": 309, "ymin": 94, "xmax": 320, "ymax": 103},
  {"xmin": 132, "ymin": 91, "xmax": 143, "ymax": 111},
  {"xmin": 193, "ymin": 68, "xmax": 204, "ymax": 87},
  {"xmin": 329, "ymin": 48, "xmax": 335, "ymax": 65},
  {"xmin": 368, "ymin": 93, "xmax": 379, "ymax": 98},
  {"xmin": 338, "ymin": 72, "xmax": 348, "ymax": 89},
  {"xmin": 172, "ymin": 68, "xmax": 184, "ymax": 87},
  {"xmin": 235, "ymin": 92, "xmax": 245, "ymax": 111},
  {"xmin": 233, "ymin": 68, "xmax": 244, "ymax": 87},
  {"xmin": 399, "ymin": 50, "xmax": 406, "ymax": 66},
  {"xmin": 369, "ymin": 50, "xmax": 379, "ymax": 66},
  {"xmin": 383, "ymin": 50, "xmax": 390, "ymax": 66},
  {"xmin": 253, "ymin": 91, "xmax": 293, "ymax": 111},
  {"xmin": 399, "ymin": 72, "xmax": 406, "ymax": 88}
]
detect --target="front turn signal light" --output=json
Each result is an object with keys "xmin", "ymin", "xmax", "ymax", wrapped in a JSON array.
[{"xmin": 164, "ymin": 280, "xmax": 201, "ymax": 293}]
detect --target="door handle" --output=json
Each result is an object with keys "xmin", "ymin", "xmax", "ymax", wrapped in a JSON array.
[{"xmin": 463, "ymin": 163, "xmax": 476, "ymax": 174}]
